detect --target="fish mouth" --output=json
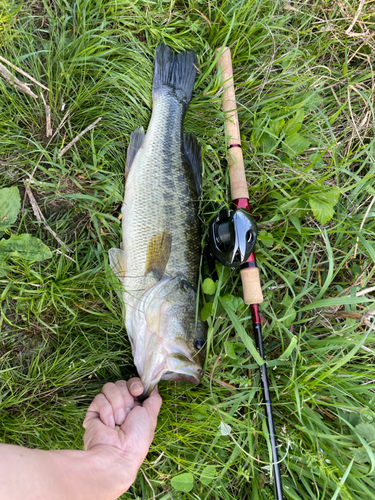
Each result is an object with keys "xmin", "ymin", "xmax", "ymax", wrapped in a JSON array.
[
  {"xmin": 127, "ymin": 277, "xmax": 205, "ymax": 400},
  {"xmin": 161, "ymin": 353, "xmax": 203, "ymax": 384},
  {"xmin": 140, "ymin": 352, "xmax": 203, "ymax": 399},
  {"xmin": 161, "ymin": 370, "xmax": 202, "ymax": 384}
]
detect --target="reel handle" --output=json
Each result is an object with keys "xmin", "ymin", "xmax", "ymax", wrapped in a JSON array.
[{"xmin": 216, "ymin": 47, "xmax": 263, "ymax": 305}]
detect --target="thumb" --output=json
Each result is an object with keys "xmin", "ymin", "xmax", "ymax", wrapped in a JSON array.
[
  {"xmin": 119, "ymin": 387, "xmax": 162, "ymax": 464},
  {"xmin": 142, "ymin": 386, "xmax": 163, "ymax": 426}
]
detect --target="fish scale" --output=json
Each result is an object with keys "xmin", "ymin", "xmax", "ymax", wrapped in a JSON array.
[{"xmin": 122, "ymin": 96, "xmax": 200, "ymax": 301}]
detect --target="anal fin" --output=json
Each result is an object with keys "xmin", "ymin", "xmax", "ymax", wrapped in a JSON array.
[{"xmin": 109, "ymin": 248, "xmax": 127, "ymax": 281}]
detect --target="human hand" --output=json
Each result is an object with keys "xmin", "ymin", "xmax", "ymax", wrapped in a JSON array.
[{"xmin": 83, "ymin": 378, "xmax": 162, "ymax": 478}]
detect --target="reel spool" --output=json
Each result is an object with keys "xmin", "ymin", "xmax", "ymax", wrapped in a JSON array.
[{"xmin": 208, "ymin": 208, "xmax": 258, "ymax": 267}]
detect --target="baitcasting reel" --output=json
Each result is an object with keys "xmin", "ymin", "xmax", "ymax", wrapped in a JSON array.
[{"xmin": 208, "ymin": 208, "xmax": 258, "ymax": 267}]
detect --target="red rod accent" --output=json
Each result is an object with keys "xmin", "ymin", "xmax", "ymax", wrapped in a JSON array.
[
  {"xmin": 250, "ymin": 304, "xmax": 261, "ymax": 323},
  {"xmin": 233, "ymin": 197, "xmax": 250, "ymax": 210},
  {"xmin": 234, "ymin": 198, "xmax": 257, "ymax": 264}
]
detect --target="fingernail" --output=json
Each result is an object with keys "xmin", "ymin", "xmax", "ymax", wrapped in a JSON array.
[
  {"xmin": 126, "ymin": 407, "xmax": 131, "ymax": 415},
  {"xmin": 130, "ymin": 381, "xmax": 143, "ymax": 392},
  {"xmin": 116, "ymin": 408, "xmax": 126, "ymax": 425},
  {"xmin": 108, "ymin": 415, "xmax": 115, "ymax": 428}
]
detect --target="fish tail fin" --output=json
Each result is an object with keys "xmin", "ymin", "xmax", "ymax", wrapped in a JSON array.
[{"xmin": 152, "ymin": 44, "xmax": 197, "ymax": 107}]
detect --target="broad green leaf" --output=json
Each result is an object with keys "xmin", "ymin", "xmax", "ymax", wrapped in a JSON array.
[
  {"xmin": 224, "ymin": 341, "xmax": 237, "ymax": 359},
  {"xmin": 202, "ymin": 278, "xmax": 217, "ymax": 295},
  {"xmin": 309, "ymin": 186, "xmax": 341, "ymax": 206},
  {"xmin": 268, "ymin": 118, "xmax": 285, "ymax": 137},
  {"xmin": 308, "ymin": 187, "xmax": 341, "ymax": 225},
  {"xmin": 233, "ymin": 342, "xmax": 246, "ymax": 355},
  {"xmin": 282, "ymin": 132, "xmax": 311, "ymax": 157},
  {"xmin": 326, "ymin": 187, "xmax": 341, "ymax": 205},
  {"xmin": 352, "ymin": 263, "xmax": 362, "ymax": 276},
  {"xmin": 356, "ymin": 423, "xmax": 375, "ymax": 444},
  {"xmin": 201, "ymin": 302, "xmax": 213, "ymax": 321},
  {"xmin": 171, "ymin": 472, "xmax": 194, "ymax": 493},
  {"xmin": 0, "ymin": 260, "xmax": 12, "ymax": 277},
  {"xmin": 289, "ymin": 215, "xmax": 301, "ymax": 234},
  {"xmin": 258, "ymin": 230, "xmax": 274, "ymax": 248},
  {"xmin": 0, "ymin": 186, "xmax": 21, "ymax": 230},
  {"xmin": 0, "ymin": 234, "xmax": 52, "ymax": 261},
  {"xmin": 284, "ymin": 108, "xmax": 305, "ymax": 135},
  {"xmin": 280, "ymin": 307, "xmax": 297, "ymax": 328},
  {"xmin": 260, "ymin": 133, "xmax": 276, "ymax": 152},
  {"xmin": 219, "ymin": 297, "xmax": 264, "ymax": 365},
  {"xmin": 338, "ymin": 409, "xmax": 361, "ymax": 426},
  {"xmin": 351, "ymin": 446, "xmax": 370, "ymax": 464},
  {"xmin": 282, "ymin": 294, "xmax": 293, "ymax": 308},
  {"xmin": 308, "ymin": 197, "xmax": 335, "ymax": 225},
  {"xmin": 200, "ymin": 465, "xmax": 217, "ymax": 486},
  {"xmin": 221, "ymin": 294, "xmax": 244, "ymax": 311}
]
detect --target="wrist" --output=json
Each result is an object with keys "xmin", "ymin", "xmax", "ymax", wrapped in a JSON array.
[{"xmin": 86, "ymin": 445, "xmax": 138, "ymax": 497}]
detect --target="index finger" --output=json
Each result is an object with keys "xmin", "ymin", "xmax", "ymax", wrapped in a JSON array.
[{"xmin": 83, "ymin": 393, "xmax": 115, "ymax": 429}]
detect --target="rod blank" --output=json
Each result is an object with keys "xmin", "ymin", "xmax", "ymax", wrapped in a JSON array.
[{"xmin": 216, "ymin": 46, "xmax": 284, "ymax": 500}]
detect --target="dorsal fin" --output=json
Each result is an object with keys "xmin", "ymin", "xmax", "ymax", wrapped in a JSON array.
[
  {"xmin": 145, "ymin": 232, "xmax": 172, "ymax": 281},
  {"xmin": 183, "ymin": 132, "xmax": 202, "ymax": 196},
  {"xmin": 126, "ymin": 127, "xmax": 145, "ymax": 179}
]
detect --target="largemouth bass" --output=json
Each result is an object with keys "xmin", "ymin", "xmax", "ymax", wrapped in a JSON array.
[{"xmin": 109, "ymin": 44, "xmax": 206, "ymax": 398}]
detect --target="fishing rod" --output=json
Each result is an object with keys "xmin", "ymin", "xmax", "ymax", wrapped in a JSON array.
[{"xmin": 209, "ymin": 46, "xmax": 284, "ymax": 500}]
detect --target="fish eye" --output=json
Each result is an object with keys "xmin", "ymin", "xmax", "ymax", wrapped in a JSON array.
[{"xmin": 194, "ymin": 338, "xmax": 205, "ymax": 350}]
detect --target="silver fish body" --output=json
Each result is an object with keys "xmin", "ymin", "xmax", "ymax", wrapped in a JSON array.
[{"xmin": 109, "ymin": 44, "xmax": 206, "ymax": 397}]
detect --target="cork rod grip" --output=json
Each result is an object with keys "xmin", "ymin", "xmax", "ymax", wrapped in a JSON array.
[
  {"xmin": 217, "ymin": 47, "xmax": 264, "ymax": 305},
  {"xmin": 241, "ymin": 267, "xmax": 264, "ymax": 305},
  {"xmin": 216, "ymin": 47, "xmax": 249, "ymax": 201}
]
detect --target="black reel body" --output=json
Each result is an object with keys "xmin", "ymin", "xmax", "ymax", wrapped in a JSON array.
[{"xmin": 209, "ymin": 208, "xmax": 258, "ymax": 267}]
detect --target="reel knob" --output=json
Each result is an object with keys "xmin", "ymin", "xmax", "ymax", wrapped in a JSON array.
[{"xmin": 208, "ymin": 208, "xmax": 258, "ymax": 267}]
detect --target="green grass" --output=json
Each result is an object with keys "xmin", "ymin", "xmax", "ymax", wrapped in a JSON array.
[{"xmin": 1, "ymin": 0, "xmax": 375, "ymax": 498}]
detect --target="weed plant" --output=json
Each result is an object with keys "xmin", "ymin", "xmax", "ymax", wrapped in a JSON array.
[{"xmin": 1, "ymin": 0, "xmax": 375, "ymax": 498}]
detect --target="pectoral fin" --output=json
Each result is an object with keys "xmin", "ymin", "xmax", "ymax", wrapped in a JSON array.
[
  {"xmin": 108, "ymin": 248, "xmax": 127, "ymax": 281},
  {"xmin": 145, "ymin": 232, "xmax": 172, "ymax": 281}
]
